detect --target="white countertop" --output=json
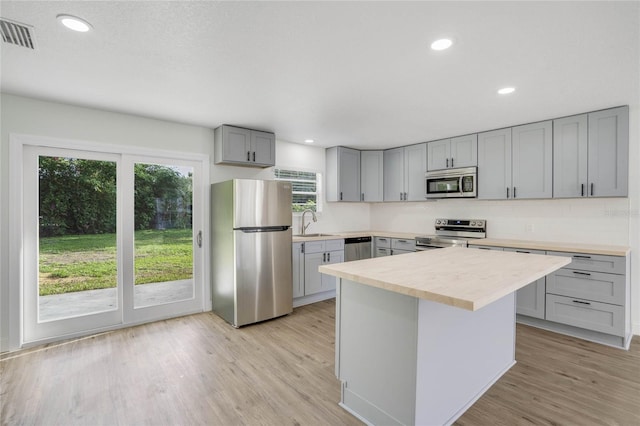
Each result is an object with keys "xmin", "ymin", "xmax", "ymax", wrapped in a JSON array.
[
  {"xmin": 319, "ymin": 247, "xmax": 571, "ymax": 311},
  {"xmin": 293, "ymin": 230, "xmax": 630, "ymax": 256}
]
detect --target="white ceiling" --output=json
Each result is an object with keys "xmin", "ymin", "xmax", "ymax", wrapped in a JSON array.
[{"xmin": 1, "ymin": 1, "xmax": 638, "ymax": 149}]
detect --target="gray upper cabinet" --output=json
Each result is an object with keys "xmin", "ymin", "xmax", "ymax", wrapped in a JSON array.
[
  {"xmin": 511, "ymin": 121, "xmax": 553, "ymax": 199},
  {"xmin": 361, "ymin": 151, "xmax": 384, "ymax": 202},
  {"xmin": 477, "ymin": 128, "xmax": 512, "ymax": 199},
  {"xmin": 383, "ymin": 147, "xmax": 405, "ymax": 201},
  {"xmin": 427, "ymin": 134, "xmax": 478, "ymax": 171},
  {"xmin": 214, "ymin": 125, "xmax": 275, "ymax": 167},
  {"xmin": 383, "ymin": 144, "xmax": 427, "ymax": 201},
  {"xmin": 587, "ymin": 106, "xmax": 629, "ymax": 197},
  {"xmin": 326, "ymin": 146, "xmax": 361, "ymax": 202},
  {"xmin": 554, "ymin": 106, "xmax": 629, "ymax": 198},
  {"xmin": 553, "ymin": 114, "xmax": 588, "ymax": 198},
  {"xmin": 404, "ymin": 143, "xmax": 427, "ymax": 201},
  {"xmin": 478, "ymin": 122, "xmax": 552, "ymax": 200}
]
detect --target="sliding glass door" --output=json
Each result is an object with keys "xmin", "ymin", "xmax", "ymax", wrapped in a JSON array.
[{"xmin": 22, "ymin": 144, "xmax": 204, "ymax": 344}]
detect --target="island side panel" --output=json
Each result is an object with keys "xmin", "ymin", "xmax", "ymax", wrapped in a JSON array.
[
  {"xmin": 336, "ymin": 279, "xmax": 419, "ymax": 426},
  {"xmin": 414, "ymin": 293, "xmax": 516, "ymax": 426}
]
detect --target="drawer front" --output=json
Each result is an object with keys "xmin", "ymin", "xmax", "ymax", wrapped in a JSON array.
[
  {"xmin": 545, "ymin": 294, "xmax": 625, "ymax": 336},
  {"xmin": 547, "ymin": 251, "xmax": 625, "ymax": 275},
  {"xmin": 374, "ymin": 236, "xmax": 391, "ymax": 248},
  {"xmin": 391, "ymin": 238, "xmax": 415, "ymax": 251},
  {"xmin": 391, "ymin": 248, "xmax": 414, "ymax": 256},
  {"xmin": 303, "ymin": 240, "xmax": 325, "ymax": 254},
  {"xmin": 375, "ymin": 247, "xmax": 391, "ymax": 257},
  {"xmin": 503, "ymin": 247, "xmax": 545, "ymax": 255},
  {"xmin": 468, "ymin": 245, "xmax": 503, "ymax": 251},
  {"xmin": 325, "ymin": 239, "xmax": 345, "ymax": 252},
  {"xmin": 547, "ymin": 269, "xmax": 625, "ymax": 305}
]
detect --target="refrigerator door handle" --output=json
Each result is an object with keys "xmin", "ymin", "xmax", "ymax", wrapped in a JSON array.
[
  {"xmin": 237, "ymin": 226, "xmax": 290, "ymax": 233},
  {"xmin": 197, "ymin": 230, "xmax": 202, "ymax": 248}
]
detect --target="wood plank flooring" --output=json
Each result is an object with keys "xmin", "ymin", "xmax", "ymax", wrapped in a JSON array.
[{"xmin": 1, "ymin": 299, "xmax": 639, "ymax": 425}]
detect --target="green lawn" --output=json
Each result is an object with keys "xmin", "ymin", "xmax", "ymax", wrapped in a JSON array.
[{"xmin": 39, "ymin": 229, "xmax": 193, "ymax": 296}]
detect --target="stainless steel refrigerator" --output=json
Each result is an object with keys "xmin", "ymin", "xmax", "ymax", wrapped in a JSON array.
[{"xmin": 211, "ymin": 179, "xmax": 293, "ymax": 327}]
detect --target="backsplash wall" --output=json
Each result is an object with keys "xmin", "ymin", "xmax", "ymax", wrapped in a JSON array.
[{"xmin": 369, "ymin": 197, "xmax": 630, "ymax": 245}]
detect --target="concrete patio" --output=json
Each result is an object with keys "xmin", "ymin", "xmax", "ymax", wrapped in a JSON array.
[{"xmin": 38, "ymin": 280, "xmax": 194, "ymax": 321}]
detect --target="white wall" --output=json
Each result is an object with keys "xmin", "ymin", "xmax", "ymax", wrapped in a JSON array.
[{"xmin": 0, "ymin": 93, "xmax": 367, "ymax": 352}]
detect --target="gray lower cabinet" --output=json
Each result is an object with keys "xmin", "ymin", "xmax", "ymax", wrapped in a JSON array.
[
  {"xmin": 374, "ymin": 236, "xmax": 391, "ymax": 257},
  {"xmin": 303, "ymin": 239, "xmax": 345, "ymax": 295},
  {"xmin": 326, "ymin": 147, "xmax": 361, "ymax": 202},
  {"xmin": 553, "ymin": 106, "xmax": 629, "ymax": 198},
  {"xmin": 545, "ymin": 251, "xmax": 629, "ymax": 343},
  {"xmin": 504, "ymin": 248, "xmax": 546, "ymax": 319},
  {"xmin": 391, "ymin": 238, "xmax": 416, "ymax": 254},
  {"xmin": 292, "ymin": 242, "xmax": 304, "ymax": 299}
]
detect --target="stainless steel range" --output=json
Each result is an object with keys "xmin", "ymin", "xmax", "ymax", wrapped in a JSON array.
[{"xmin": 415, "ymin": 218, "xmax": 486, "ymax": 250}]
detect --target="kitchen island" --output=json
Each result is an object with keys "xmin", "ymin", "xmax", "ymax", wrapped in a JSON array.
[{"xmin": 319, "ymin": 247, "xmax": 571, "ymax": 426}]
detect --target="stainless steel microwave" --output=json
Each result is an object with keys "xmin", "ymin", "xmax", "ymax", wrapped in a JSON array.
[{"xmin": 425, "ymin": 167, "xmax": 477, "ymax": 199}]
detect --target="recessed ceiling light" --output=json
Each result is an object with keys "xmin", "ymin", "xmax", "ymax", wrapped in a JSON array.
[
  {"xmin": 57, "ymin": 14, "xmax": 92, "ymax": 32},
  {"xmin": 498, "ymin": 87, "xmax": 516, "ymax": 95},
  {"xmin": 304, "ymin": 139, "xmax": 314, "ymax": 144},
  {"xmin": 430, "ymin": 38, "xmax": 453, "ymax": 51}
]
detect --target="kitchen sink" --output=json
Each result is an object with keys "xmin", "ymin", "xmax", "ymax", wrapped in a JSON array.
[{"xmin": 293, "ymin": 233, "xmax": 335, "ymax": 238}]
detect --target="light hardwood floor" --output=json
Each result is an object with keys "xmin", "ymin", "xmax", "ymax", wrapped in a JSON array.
[{"xmin": 1, "ymin": 299, "xmax": 639, "ymax": 425}]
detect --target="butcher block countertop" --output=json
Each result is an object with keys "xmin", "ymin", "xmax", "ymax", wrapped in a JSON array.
[
  {"xmin": 470, "ymin": 238, "xmax": 630, "ymax": 256},
  {"xmin": 319, "ymin": 247, "xmax": 570, "ymax": 311}
]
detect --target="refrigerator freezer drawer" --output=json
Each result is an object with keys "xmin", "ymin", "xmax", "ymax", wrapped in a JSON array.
[{"xmin": 233, "ymin": 228, "xmax": 293, "ymax": 326}]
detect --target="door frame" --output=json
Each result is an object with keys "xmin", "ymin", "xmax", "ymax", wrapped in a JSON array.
[{"xmin": 9, "ymin": 133, "xmax": 210, "ymax": 350}]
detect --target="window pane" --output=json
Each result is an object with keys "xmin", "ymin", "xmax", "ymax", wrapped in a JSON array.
[
  {"xmin": 274, "ymin": 168, "xmax": 320, "ymax": 212},
  {"xmin": 133, "ymin": 163, "xmax": 194, "ymax": 308},
  {"xmin": 38, "ymin": 156, "xmax": 117, "ymax": 321}
]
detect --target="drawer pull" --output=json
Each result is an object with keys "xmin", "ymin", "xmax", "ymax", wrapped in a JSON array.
[
  {"xmin": 379, "ymin": 238, "xmax": 387, "ymax": 242},
  {"xmin": 397, "ymin": 240, "xmax": 407, "ymax": 243},
  {"xmin": 573, "ymin": 255, "xmax": 592, "ymax": 259},
  {"xmin": 572, "ymin": 300, "xmax": 591, "ymax": 305},
  {"xmin": 516, "ymin": 250, "xmax": 530, "ymax": 254},
  {"xmin": 573, "ymin": 271, "xmax": 591, "ymax": 276}
]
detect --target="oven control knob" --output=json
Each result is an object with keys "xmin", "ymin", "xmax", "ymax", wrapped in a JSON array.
[{"xmin": 470, "ymin": 221, "xmax": 476, "ymax": 226}]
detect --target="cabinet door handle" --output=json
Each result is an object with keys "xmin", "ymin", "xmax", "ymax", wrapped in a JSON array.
[
  {"xmin": 573, "ymin": 255, "xmax": 592, "ymax": 259},
  {"xmin": 513, "ymin": 187, "xmax": 517, "ymax": 198},
  {"xmin": 581, "ymin": 183, "xmax": 585, "ymax": 197},
  {"xmin": 361, "ymin": 193, "xmax": 364, "ymax": 202},
  {"xmin": 400, "ymin": 192, "xmax": 403, "ymax": 201},
  {"xmin": 301, "ymin": 243, "xmax": 305, "ymax": 254},
  {"xmin": 572, "ymin": 300, "xmax": 591, "ymax": 305},
  {"xmin": 247, "ymin": 151, "xmax": 251, "ymax": 161},
  {"xmin": 446, "ymin": 158, "xmax": 449, "ymax": 168},
  {"xmin": 340, "ymin": 192, "xmax": 343, "ymax": 201},
  {"xmin": 327, "ymin": 252, "xmax": 331, "ymax": 262},
  {"xmin": 451, "ymin": 158, "xmax": 454, "ymax": 168},
  {"xmin": 590, "ymin": 183, "xmax": 594, "ymax": 196},
  {"xmin": 323, "ymin": 253, "xmax": 326, "ymax": 262},
  {"xmin": 516, "ymin": 250, "xmax": 530, "ymax": 254},
  {"xmin": 573, "ymin": 271, "xmax": 591, "ymax": 276},
  {"xmin": 404, "ymin": 192, "xmax": 408, "ymax": 200},
  {"xmin": 506, "ymin": 187, "xmax": 510, "ymax": 199},
  {"xmin": 252, "ymin": 152, "xmax": 256, "ymax": 162}
]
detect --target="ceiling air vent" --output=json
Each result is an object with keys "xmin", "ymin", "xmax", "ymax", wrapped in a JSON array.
[{"xmin": 0, "ymin": 18, "xmax": 35, "ymax": 49}]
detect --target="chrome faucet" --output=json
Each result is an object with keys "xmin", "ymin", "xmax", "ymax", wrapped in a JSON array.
[{"xmin": 301, "ymin": 209, "xmax": 317, "ymax": 235}]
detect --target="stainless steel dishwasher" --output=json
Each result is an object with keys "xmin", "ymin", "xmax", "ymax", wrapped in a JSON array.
[{"xmin": 344, "ymin": 236, "xmax": 372, "ymax": 261}]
